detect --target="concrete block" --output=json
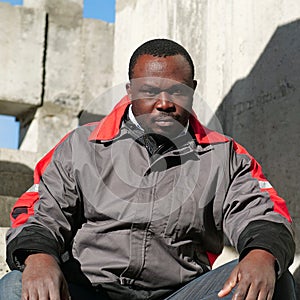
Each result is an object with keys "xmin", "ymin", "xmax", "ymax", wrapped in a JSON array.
[
  {"xmin": 40, "ymin": 1, "xmax": 83, "ymax": 112},
  {"xmin": 24, "ymin": 0, "xmax": 83, "ymax": 15},
  {"xmin": 113, "ymin": 0, "xmax": 171, "ymax": 86},
  {"xmin": 0, "ymin": 148, "xmax": 38, "ymax": 170},
  {"xmin": 113, "ymin": 0, "xmax": 300, "ymax": 115},
  {"xmin": 0, "ymin": 3, "xmax": 45, "ymax": 116},
  {"xmin": 24, "ymin": 0, "xmax": 84, "ymax": 113},
  {"xmin": 81, "ymin": 19, "xmax": 114, "ymax": 111},
  {"xmin": 0, "ymin": 227, "xmax": 9, "ymax": 279},
  {"xmin": 0, "ymin": 197, "xmax": 16, "ymax": 227},
  {"xmin": 0, "ymin": 162, "xmax": 33, "ymax": 198},
  {"xmin": 0, "ymin": 151, "xmax": 34, "ymax": 198},
  {"xmin": 0, "ymin": 149, "xmax": 37, "ymax": 226},
  {"xmin": 20, "ymin": 104, "xmax": 78, "ymax": 155},
  {"xmin": 215, "ymin": 19, "xmax": 300, "ymax": 252}
]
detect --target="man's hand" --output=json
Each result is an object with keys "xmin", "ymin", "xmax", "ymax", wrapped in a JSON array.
[
  {"xmin": 218, "ymin": 249, "xmax": 276, "ymax": 300},
  {"xmin": 22, "ymin": 253, "xmax": 70, "ymax": 300}
]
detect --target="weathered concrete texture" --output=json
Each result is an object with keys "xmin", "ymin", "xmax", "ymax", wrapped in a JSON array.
[
  {"xmin": 0, "ymin": 161, "xmax": 33, "ymax": 198},
  {"xmin": 0, "ymin": 0, "xmax": 115, "ymax": 153},
  {"xmin": 4, "ymin": 0, "xmax": 116, "ymax": 153},
  {"xmin": 0, "ymin": 148, "xmax": 37, "ymax": 170},
  {"xmin": 0, "ymin": 148, "xmax": 37, "ymax": 226},
  {"xmin": 113, "ymin": 0, "xmax": 171, "ymax": 86},
  {"xmin": 81, "ymin": 19, "xmax": 114, "ymax": 111},
  {"xmin": 24, "ymin": 0, "xmax": 83, "ymax": 12},
  {"xmin": 20, "ymin": 104, "xmax": 78, "ymax": 155},
  {"xmin": 190, "ymin": 0, "xmax": 300, "ymax": 117},
  {"xmin": 26, "ymin": 0, "xmax": 84, "ymax": 112},
  {"xmin": 113, "ymin": 0, "xmax": 300, "ymax": 116},
  {"xmin": 215, "ymin": 19, "xmax": 300, "ymax": 252},
  {"xmin": 0, "ymin": 197, "xmax": 16, "ymax": 227},
  {"xmin": 0, "ymin": 3, "xmax": 45, "ymax": 116},
  {"xmin": 0, "ymin": 228, "xmax": 10, "ymax": 279}
]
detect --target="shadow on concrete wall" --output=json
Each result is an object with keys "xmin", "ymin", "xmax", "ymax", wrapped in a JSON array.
[
  {"xmin": 0, "ymin": 161, "xmax": 33, "ymax": 197},
  {"xmin": 212, "ymin": 19, "xmax": 300, "ymax": 296},
  {"xmin": 213, "ymin": 18, "xmax": 300, "ymax": 244},
  {"xmin": 0, "ymin": 161, "xmax": 33, "ymax": 226}
]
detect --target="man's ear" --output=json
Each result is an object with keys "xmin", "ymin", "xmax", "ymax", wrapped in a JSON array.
[
  {"xmin": 126, "ymin": 82, "xmax": 132, "ymax": 101},
  {"xmin": 192, "ymin": 80, "xmax": 197, "ymax": 91}
]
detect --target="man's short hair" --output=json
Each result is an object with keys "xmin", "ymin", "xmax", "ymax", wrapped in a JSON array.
[{"xmin": 128, "ymin": 39, "xmax": 195, "ymax": 80}]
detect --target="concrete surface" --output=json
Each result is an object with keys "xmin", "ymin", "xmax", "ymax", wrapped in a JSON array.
[
  {"xmin": 0, "ymin": 228, "xmax": 10, "ymax": 279},
  {"xmin": 81, "ymin": 19, "xmax": 114, "ymax": 110},
  {"xmin": 0, "ymin": 2, "xmax": 45, "ymax": 116},
  {"xmin": 0, "ymin": 148, "xmax": 37, "ymax": 227},
  {"xmin": 19, "ymin": 103, "xmax": 79, "ymax": 155},
  {"xmin": 215, "ymin": 19, "xmax": 300, "ymax": 251}
]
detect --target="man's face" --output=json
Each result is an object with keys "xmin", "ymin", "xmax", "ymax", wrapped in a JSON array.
[{"xmin": 127, "ymin": 54, "xmax": 197, "ymax": 138}]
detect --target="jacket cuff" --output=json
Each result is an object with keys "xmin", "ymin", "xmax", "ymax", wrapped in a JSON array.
[
  {"xmin": 237, "ymin": 220, "xmax": 295, "ymax": 277},
  {"xmin": 6, "ymin": 226, "xmax": 61, "ymax": 271}
]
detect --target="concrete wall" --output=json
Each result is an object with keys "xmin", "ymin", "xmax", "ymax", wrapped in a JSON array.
[
  {"xmin": 0, "ymin": 0, "xmax": 114, "ymax": 154},
  {"xmin": 0, "ymin": 3, "xmax": 45, "ymax": 116},
  {"xmin": 216, "ymin": 19, "xmax": 300, "ymax": 248}
]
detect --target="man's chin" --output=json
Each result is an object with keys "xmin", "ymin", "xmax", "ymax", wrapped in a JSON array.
[{"xmin": 148, "ymin": 127, "xmax": 182, "ymax": 139}]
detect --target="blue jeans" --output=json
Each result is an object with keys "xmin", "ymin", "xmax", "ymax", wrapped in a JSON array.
[{"xmin": 0, "ymin": 260, "xmax": 296, "ymax": 299}]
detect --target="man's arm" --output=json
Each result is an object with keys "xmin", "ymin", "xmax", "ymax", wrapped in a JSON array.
[
  {"xmin": 220, "ymin": 140, "xmax": 295, "ymax": 299},
  {"xmin": 6, "ymin": 130, "xmax": 83, "ymax": 299}
]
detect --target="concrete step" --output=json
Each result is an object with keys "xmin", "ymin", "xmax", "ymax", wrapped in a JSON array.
[
  {"xmin": 0, "ymin": 196, "xmax": 16, "ymax": 227},
  {"xmin": 0, "ymin": 227, "xmax": 10, "ymax": 278}
]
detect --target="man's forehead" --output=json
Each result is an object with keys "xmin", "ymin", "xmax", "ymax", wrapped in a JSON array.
[
  {"xmin": 134, "ymin": 53, "xmax": 188, "ymax": 66},
  {"xmin": 142, "ymin": 59, "xmax": 168, "ymax": 72},
  {"xmin": 131, "ymin": 77, "xmax": 188, "ymax": 87},
  {"xmin": 132, "ymin": 54, "xmax": 192, "ymax": 83}
]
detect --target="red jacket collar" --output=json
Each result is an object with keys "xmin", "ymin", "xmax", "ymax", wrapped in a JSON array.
[{"xmin": 88, "ymin": 95, "xmax": 229, "ymax": 145}]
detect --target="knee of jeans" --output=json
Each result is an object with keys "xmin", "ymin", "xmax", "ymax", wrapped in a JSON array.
[{"xmin": 0, "ymin": 270, "xmax": 22, "ymax": 294}]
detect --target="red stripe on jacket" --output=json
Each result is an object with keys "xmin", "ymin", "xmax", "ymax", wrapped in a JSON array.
[
  {"xmin": 233, "ymin": 141, "xmax": 292, "ymax": 223},
  {"xmin": 11, "ymin": 132, "xmax": 71, "ymax": 228}
]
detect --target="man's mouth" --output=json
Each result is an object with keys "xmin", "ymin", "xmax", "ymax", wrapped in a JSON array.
[{"xmin": 153, "ymin": 116, "xmax": 177, "ymax": 127}]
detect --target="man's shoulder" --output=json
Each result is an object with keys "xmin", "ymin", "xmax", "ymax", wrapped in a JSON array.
[{"xmin": 71, "ymin": 121, "xmax": 101, "ymax": 139}]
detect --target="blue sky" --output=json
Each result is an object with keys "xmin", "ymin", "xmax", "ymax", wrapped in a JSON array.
[{"xmin": 0, "ymin": 0, "xmax": 115, "ymax": 149}]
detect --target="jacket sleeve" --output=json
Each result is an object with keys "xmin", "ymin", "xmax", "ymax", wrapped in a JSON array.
[
  {"xmin": 223, "ymin": 140, "xmax": 295, "ymax": 276},
  {"xmin": 6, "ymin": 131, "xmax": 84, "ymax": 270}
]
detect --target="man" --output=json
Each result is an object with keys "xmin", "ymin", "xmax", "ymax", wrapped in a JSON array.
[{"xmin": 0, "ymin": 39, "xmax": 296, "ymax": 299}]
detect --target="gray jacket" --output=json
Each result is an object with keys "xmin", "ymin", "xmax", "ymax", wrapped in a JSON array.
[{"xmin": 6, "ymin": 96, "xmax": 295, "ymax": 290}]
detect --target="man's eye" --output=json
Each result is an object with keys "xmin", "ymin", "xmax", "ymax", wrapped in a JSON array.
[
  {"xmin": 169, "ymin": 86, "xmax": 189, "ymax": 96},
  {"xmin": 140, "ymin": 89, "xmax": 158, "ymax": 97},
  {"xmin": 172, "ymin": 89, "xmax": 184, "ymax": 95}
]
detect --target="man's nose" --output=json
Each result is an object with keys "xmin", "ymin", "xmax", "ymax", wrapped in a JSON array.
[{"xmin": 155, "ymin": 92, "xmax": 175, "ymax": 111}]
